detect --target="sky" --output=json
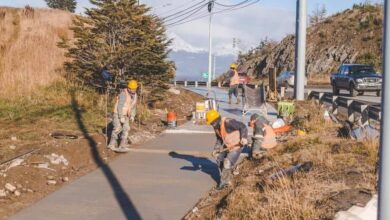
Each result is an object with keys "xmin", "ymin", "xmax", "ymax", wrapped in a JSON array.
[{"xmin": 1, "ymin": 0, "xmax": 383, "ymax": 54}]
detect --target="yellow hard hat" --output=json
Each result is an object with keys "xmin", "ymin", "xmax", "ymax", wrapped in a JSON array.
[
  {"xmin": 230, "ymin": 64, "xmax": 237, "ymax": 69},
  {"xmin": 206, "ymin": 110, "xmax": 220, "ymax": 125},
  {"xmin": 128, "ymin": 80, "xmax": 138, "ymax": 90}
]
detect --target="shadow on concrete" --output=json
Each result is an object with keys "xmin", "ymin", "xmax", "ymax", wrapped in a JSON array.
[
  {"xmin": 168, "ymin": 151, "xmax": 220, "ymax": 184},
  {"xmin": 70, "ymin": 92, "xmax": 141, "ymax": 220},
  {"xmin": 222, "ymin": 108, "xmax": 243, "ymax": 116}
]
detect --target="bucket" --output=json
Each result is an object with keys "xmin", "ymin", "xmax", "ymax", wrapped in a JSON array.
[
  {"xmin": 196, "ymin": 102, "xmax": 206, "ymax": 112},
  {"xmin": 167, "ymin": 112, "xmax": 177, "ymax": 128}
]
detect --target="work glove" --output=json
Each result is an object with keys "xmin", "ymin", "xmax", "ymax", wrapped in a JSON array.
[
  {"xmin": 240, "ymin": 138, "xmax": 248, "ymax": 146},
  {"xmin": 120, "ymin": 117, "xmax": 126, "ymax": 124},
  {"xmin": 211, "ymin": 149, "xmax": 220, "ymax": 158}
]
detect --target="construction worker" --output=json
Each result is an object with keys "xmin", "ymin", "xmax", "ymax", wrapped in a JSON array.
[
  {"xmin": 107, "ymin": 80, "xmax": 138, "ymax": 153},
  {"xmin": 227, "ymin": 63, "xmax": 240, "ymax": 104},
  {"xmin": 248, "ymin": 113, "xmax": 277, "ymax": 159},
  {"xmin": 206, "ymin": 110, "xmax": 248, "ymax": 189}
]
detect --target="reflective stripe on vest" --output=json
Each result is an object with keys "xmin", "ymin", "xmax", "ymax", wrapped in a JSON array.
[
  {"xmin": 218, "ymin": 117, "xmax": 241, "ymax": 150},
  {"xmin": 262, "ymin": 124, "xmax": 277, "ymax": 149},
  {"xmin": 230, "ymin": 70, "xmax": 240, "ymax": 86}
]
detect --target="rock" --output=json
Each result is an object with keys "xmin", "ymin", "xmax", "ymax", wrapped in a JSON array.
[
  {"xmin": 5, "ymin": 183, "xmax": 16, "ymax": 192},
  {"xmin": 45, "ymin": 153, "xmax": 69, "ymax": 166},
  {"xmin": 192, "ymin": 207, "xmax": 199, "ymax": 213},
  {"xmin": 47, "ymin": 175, "xmax": 55, "ymax": 180},
  {"xmin": 22, "ymin": 188, "xmax": 27, "ymax": 192},
  {"xmin": 11, "ymin": 136, "xmax": 17, "ymax": 141},
  {"xmin": 9, "ymin": 145, "xmax": 16, "ymax": 150},
  {"xmin": 27, "ymin": 189, "xmax": 33, "ymax": 193},
  {"xmin": 16, "ymin": 184, "xmax": 22, "ymax": 189},
  {"xmin": 0, "ymin": 189, "xmax": 6, "ymax": 197},
  {"xmin": 6, "ymin": 158, "xmax": 24, "ymax": 170},
  {"xmin": 14, "ymin": 190, "xmax": 21, "ymax": 196},
  {"xmin": 47, "ymin": 180, "xmax": 57, "ymax": 185},
  {"xmin": 62, "ymin": 177, "xmax": 69, "ymax": 182}
]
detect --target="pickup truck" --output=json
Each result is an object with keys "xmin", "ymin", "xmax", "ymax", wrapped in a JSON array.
[{"xmin": 330, "ymin": 64, "xmax": 382, "ymax": 97}]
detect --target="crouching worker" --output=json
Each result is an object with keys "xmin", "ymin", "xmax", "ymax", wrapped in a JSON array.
[
  {"xmin": 108, "ymin": 80, "xmax": 138, "ymax": 153},
  {"xmin": 206, "ymin": 110, "xmax": 248, "ymax": 190},
  {"xmin": 249, "ymin": 113, "xmax": 277, "ymax": 159}
]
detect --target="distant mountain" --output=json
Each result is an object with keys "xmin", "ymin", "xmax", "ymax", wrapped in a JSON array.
[{"xmin": 169, "ymin": 51, "xmax": 236, "ymax": 81}]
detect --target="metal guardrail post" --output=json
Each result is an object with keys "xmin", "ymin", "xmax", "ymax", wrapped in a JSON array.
[
  {"xmin": 280, "ymin": 87, "xmax": 285, "ymax": 98},
  {"xmin": 218, "ymin": 82, "xmax": 221, "ymax": 87},
  {"xmin": 174, "ymin": 81, "xmax": 177, "ymax": 87},
  {"xmin": 360, "ymin": 105, "xmax": 369, "ymax": 126},
  {"xmin": 195, "ymin": 81, "xmax": 198, "ymax": 88},
  {"xmin": 319, "ymin": 93, "xmax": 324, "ymax": 104},
  {"xmin": 332, "ymin": 96, "xmax": 338, "ymax": 115},
  {"xmin": 184, "ymin": 81, "xmax": 187, "ymax": 87},
  {"xmin": 255, "ymin": 84, "xmax": 258, "ymax": 89},
  {"xmin": 347, "ymin": 100, "xmax": 354, "ymax": 123}
]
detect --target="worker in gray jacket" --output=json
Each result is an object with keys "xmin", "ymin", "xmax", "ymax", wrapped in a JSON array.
[{"xmin": 108, "ymin": 80, "xmax": 138, "ymax": 153}]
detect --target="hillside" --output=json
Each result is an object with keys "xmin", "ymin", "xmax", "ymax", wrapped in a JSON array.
[
  {"xmin": 236, "ymin": 4, "xmax": 383, "ymax": 83},
  {"xmin": 0, "ymin": 7, "xmax": 72, "ymax": 96}
]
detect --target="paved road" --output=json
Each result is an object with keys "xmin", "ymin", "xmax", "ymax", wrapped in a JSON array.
[{"xmin": 9, "ymin": 87, "xmax": 276, "ymax": 220}]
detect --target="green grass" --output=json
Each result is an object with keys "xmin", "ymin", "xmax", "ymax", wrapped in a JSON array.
[{"xmin": 0, "ymin": 81, "xmax": 108, "ymax": 133}]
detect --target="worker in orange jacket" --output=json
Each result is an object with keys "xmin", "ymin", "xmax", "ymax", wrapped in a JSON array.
[
  {"xmin": 107, "ymin": 80, "xmax": 138, "ymax": 153},
  {"xmin": 227, "ymin": 64, "xmax": 240, "ymax": 104},
  {"xmin": 248, "ymin": 113, "xmax": 277, "ymax": 159},
  {"xmin": 206, "ymin": 110, "xmax": 248, "ymax": 190}
]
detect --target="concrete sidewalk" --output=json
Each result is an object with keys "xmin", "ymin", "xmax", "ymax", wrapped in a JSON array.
[{"xmin": 9, "ymin": 87, "xmax": 277, "ymax": 220}]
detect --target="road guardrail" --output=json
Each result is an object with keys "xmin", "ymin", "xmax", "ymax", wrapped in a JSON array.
[{"xmin": 308, "ymin": 91, "xmax": 381, "ymax": 124}]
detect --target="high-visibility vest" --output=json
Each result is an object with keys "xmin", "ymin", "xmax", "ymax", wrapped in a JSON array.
[
  {"xmin": 262, "ymin": 124, "xmax": 277, "ymax": 149},
  {"xmin": 230, "ymin": 70, "xmax": 240, "ymax": 87},
  {"xmin": 113, "ymin": 90, "xmax": 137, "ymax": 116},
  {"xmin": 216, "ymin": 117, "xmax": 241, "ymax": 151}
]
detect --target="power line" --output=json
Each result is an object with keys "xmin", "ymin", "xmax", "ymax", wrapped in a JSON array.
[
  {"xmin": 162, "ymin": 0, "xmax": 206, "ymax": 20},
  {"xmin": 163, "ymin": 2, "xmax": 209, "ymax": 23},
  {"xmin": 164, "ymin": 3, "xmax": 209, "ymax": 25},
  {"xmin": 166, "ymin": 0, "xmax": 260, "ymax": 27},
  {"xmin": 158, "ymin": 0, "xmax": 200, "ymax": 16}
]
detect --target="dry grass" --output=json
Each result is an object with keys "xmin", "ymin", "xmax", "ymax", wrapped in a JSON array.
[
  {"xmin": 307, "ymin": 74, "xmax": 330, "ymax": 86},
  {"xmin": 0, "ymin": 7, "xmax": 73, "ymax": 97},
  {"xmin": 186, "ymin": 101, "xmax": 378, "ymax": 220}
]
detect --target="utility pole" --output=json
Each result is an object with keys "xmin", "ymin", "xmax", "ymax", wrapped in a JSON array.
[
  {"xmin": 207, "ymin": 0, "xmax": 214, "ymax": 88},
  {"xmin": 379, "ymin": 1, "xmax": 390, "ymax": 219},
  {"xmin": 294, "ymin": 0, "xmax": 307, "ymax": 100}
]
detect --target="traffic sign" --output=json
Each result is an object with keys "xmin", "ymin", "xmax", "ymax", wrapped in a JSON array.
[{"xmin": 202, "ymin": 72, "xmax": 209, "ymax": 79}]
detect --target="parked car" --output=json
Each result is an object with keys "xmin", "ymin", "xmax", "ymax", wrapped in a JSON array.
[
  {"xmin": 330, "ymin": 64, "xmax": 382, "ymax": 97},
  {"xmin": 276, "ymin": 71, "xmax": 307, "ymax": 88}
]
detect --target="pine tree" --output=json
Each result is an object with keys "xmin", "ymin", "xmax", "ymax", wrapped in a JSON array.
[
  {"xmin": 45, "ymin": 0, "xmax": 77, "ymax": 13},
  {"xmin": 65, "ymin": 0, "xmax": 171, "ymax": 91}
]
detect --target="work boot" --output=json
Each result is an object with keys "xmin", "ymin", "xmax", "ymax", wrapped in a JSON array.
[
  {"xmin": 113, "ymin": 146, "xmax": 130, "ymax": 153},
  {"xmin": 218, "ymin": 169, "xmax": 232, "ymax": 190},
  {"xmin": 252, "ymin": 150, "xmax": 266, "ymax": 160},
  {"xmin": 107, "ymin": 142, "xmax": 117, "ymax": 150},
  {"xmin": 228, "ymin": 97, "xmax": 232, "ymax": 104}
]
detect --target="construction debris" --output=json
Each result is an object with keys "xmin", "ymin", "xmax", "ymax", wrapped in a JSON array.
[
  {"xmin": 47, "ymin": 180, "xmax": 57, "ymax": 185},
  {"xmin": 11, "ymin": 136, "xmax": 17, "ymax": 141},
  {"xmin": 5, "ymin": 183, "xmax": 16, "ymax": 192},
  {"xmin": 45, "ymin": 153, "xmax": 69, "ymax": 166},
  {"xmin": 9, "ymin": 145, "xmax": 16, "ymax": 150},
  {"xmin": 6, "ymin": 158, "xmax": 24, "ymax": 171},
  {"xmin": 0, "ymin": 189, "xmax": 6, "ymax": 197},
  {"xmin": 269, "ymin": 161, "xmax": 313, "ymax": 180},
  {"xmin": 62, "ymin": 177, "xmax": 69, "ymax": 182},
  {"xmin": 14, "ymin": 190, "xmax": 21, "ymax": 196}
]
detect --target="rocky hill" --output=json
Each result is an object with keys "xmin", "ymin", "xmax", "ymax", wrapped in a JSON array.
[{"xmin": 236, "ymin": 4, "xmax": 383, "ymax": 83}]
